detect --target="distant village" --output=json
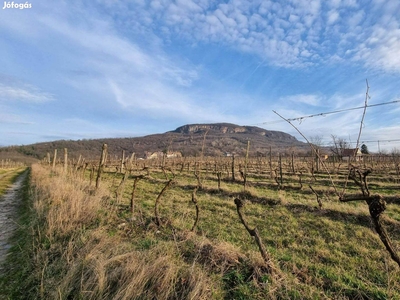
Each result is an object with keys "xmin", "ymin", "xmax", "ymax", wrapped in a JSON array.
[{"xmin": 143, "ymin": 148, "xmax": 365, "ymax": 161}]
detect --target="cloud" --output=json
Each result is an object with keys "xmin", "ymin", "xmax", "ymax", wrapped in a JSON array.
[
  {"xmin": 1, "ymin": 0, "xmax": 399, "ymax": 149},
  {"xmin": 355, "ymin": 25, "xmax": 400, "ymax": 72},
  {"xmin": 280, "ymin": 94, "xmax": 322, "ymax": 106},
  {"xmin": 327, "ymin": 9, "xmax": 339, "ymax": 25},
  {"xmin": 0, "ymin": 83, "xmax": 54, "ymax": 103},
  {"xmin": 98, "ymin": 0, "xmax": 400, "ymax": 73},
  {"xmin": 0, "ymin": 112, "xmax": 34, "ymax": 125},
  {"xmin": 16, "ymin": 6, "xmax": 220, "ymax": 120},
  {"xmin": 36, "ymin": 14, "xmax": 199, "ymax": 88},
  {"xmin": 9, "ymin": 0, "xmax": 400, "ymax": 75}
]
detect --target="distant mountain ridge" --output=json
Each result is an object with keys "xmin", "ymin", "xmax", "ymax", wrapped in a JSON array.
[
  {"xmin": 0, "ymin": 123, "xmax": 309, "ymax": 162},
  {"xmin": 172, "ymin": 123, "xmax": 298, "ymax": 141}
]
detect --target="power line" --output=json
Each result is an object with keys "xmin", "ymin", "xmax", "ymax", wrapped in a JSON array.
[
  {"xmin": 321, "ymin": 139, "xmax": 400, "ymax": 144},
  {"xmin": 256, "ymin": 99, "xmax": 400, "ymax": 125},
  {"xmin": 313, "ymin": 139, "xmax": 400, "ymax": 147},
  {"xmin": 358, "ymin": 139, "xmax": 400, "ymax": 144}
]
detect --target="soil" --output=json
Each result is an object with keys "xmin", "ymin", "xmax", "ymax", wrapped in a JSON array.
[{"xmin": 0, "ymin": 171, "xmax": 27, "ymax": 273}]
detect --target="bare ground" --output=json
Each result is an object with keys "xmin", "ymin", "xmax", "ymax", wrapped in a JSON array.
[{"xmin": 0, "ymin": 171, "xmax": 27, "ymax": 273}]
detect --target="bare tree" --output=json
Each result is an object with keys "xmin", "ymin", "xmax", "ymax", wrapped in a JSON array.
[
  {"xmin": 391, "ymin": 147, "xmax": 400, "ymax": 156},
  {"xmin": 309, "ymin": 135, "xmax": 324, "ymax": 150},
  {"xmin": 330, "ymin": 135, "xmax": 350, "ymax": 158}
]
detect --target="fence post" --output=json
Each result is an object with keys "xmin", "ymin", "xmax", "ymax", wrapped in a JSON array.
[
  {"xmin": 64, "ymin": 148, "xmax": 68, "ymax": 173},
  {"xmin": 291, "ymin": 151, "xmax": 295, "ymax": 173},
  {"xmin": 121, "ymin": 150, "xmax": 125, "ymax": 173},
  {"xmin": 269, "ymin": 146, "xmax": 273, "ymax": 178},
  {"xmin": 231, "ymin": 154, "xmax": 235, "ymax": 181},
  {"xmin": 279, "ymin": 153, "xmax": 283, "ymax": 186},
  {"xmin": 52, "ymin": 149, "xmax": 57, "ymax": 170},
  {"xmin": 96, "ymin": 144, "xmax": 108, "ymax": 190}
]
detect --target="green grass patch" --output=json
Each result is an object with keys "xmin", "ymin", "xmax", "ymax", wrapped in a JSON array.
[{"xmin": 0, "ymin": 167, "xmax": 27, "ymax": 196}]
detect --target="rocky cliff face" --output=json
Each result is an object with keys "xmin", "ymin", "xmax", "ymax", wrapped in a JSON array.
[
  {"xmin": 173, "ymin": 123, "xmax": 243, "ymax": 134},
  {"xmin": 172, "ymin": 123, "xmax": 298, "ymax": 141}
]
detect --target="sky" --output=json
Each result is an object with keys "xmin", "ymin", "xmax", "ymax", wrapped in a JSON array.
[{"xmin": 0, "ymin": 0, "xmax": 399, "ymax": 152}]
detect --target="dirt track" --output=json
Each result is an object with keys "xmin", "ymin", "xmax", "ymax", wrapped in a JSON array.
[{"xmin": 0, "ymin": 171, "xmax": 27, "ymax": 272}]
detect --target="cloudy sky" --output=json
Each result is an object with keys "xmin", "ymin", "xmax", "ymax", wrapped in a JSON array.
[{"xmin": 1, "ymin": 0, "xmax": 399, "ymax": 152}]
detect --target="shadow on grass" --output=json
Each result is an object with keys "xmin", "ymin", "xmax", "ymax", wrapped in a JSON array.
[
  {"xmin": 285, "ymin": 203, "xmax": 373, "ymax": 229},
  {"xmin": 173, "ymin": 183, "xmax": 282, "ymax": 207},
  {"xmin": 285, "ymin": 202, "xmax": 400, "ymax": 241}
]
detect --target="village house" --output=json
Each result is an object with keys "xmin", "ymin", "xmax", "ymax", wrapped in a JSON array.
[
  {"xmin": 144, "ymin": 151, "xmax": 182, "ymax": 159},
  {"xmin": 342, "ymin": 148, "xmax": 363, "ymax": 161}
]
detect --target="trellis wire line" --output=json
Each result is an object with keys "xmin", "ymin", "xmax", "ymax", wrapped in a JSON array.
[{"xmin": 255, "ymin": 99, "xmax": 400, "ymax": 125}]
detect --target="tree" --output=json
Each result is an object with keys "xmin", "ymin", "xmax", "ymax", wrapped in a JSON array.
[
  {"xmin": 330, "ymin": 135, "xmax": 350, "ymax": 157},
  {"xmin": 309, "ymin": 135, "xmax": 324, "ymax": 149},
  {"xmin": 361, "ymin": 144, "xmax": 369, "ymax": 154},
  {"xmin": 391, "ymin": 148, "xmax": 400, "ymax": 156}
]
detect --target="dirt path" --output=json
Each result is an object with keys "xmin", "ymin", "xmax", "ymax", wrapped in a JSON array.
[{"xmin": 0, "ymin": 171, "xmax": 28, "ymax": 272}]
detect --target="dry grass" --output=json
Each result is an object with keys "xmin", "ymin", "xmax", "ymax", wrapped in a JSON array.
[
  {"xmin": 3, "ymin": 161, "xmax": 400, "ymax": 299},
  {"xmin": 52, "ymin": 231, "xmax": 218, "ymax": 300},
  {"xmin": 27, "ymin": 165, "xmax": 229, "ymax": 299},
  {"xmin": 32, "ymin": 169, "xmax": 106, "ymax": 240}
]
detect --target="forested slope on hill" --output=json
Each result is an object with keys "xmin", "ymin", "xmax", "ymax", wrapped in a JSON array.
[{"xmin": 0, "ymin": 123, "xmax": 309, "ymax": 161}]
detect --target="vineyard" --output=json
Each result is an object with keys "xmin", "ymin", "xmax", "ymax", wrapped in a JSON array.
[{"xmin": 1, "ymin": 146, "xmax": 400, "ymax": 299}]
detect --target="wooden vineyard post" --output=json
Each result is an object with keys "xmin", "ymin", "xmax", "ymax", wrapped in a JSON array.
[
  {"xmin": 129, "ymin": 153, "xmax": 136, "ymax": 171},
  {"xmin": 291, "ymin": 152, "xmax": 295, "ymax": 173},
  {"xmin": 121, "ymin": 150, "xmax": 125, "ymax": 173},
  {"xmin": 63, "ymin": 148, "xmax": 68, "ymax": 173},
  {"xmin": 95, "ymin": 144, "xmax": 108, "ymax": 190},
  {"xmin": 279, "ymin": 153, "xmax": 282, "ymax": 185},
  {"xmin": 231, "ymin": 155, "xmax": 236, "ymax": 181},
  {"xmin": 269, "ymin": 146, "xmax": 273, "ymax": 178},
  {"xmin": 89, "ymin": 165, "xmax": 95, "ymax": 186},
  {"xmin": 217, "ymin": 171, "xmax": 222, "ymax": 191},
  {"xmin": 244, "ymin": 140, "xmax": 250, "ymax": 191},
  {"xmin": 52, "ymin": 149, "xmax": 57, "ymax": 170}
]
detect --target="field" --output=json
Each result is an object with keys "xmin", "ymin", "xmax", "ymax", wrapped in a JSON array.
[{"xmin": 1, "ymin": 152, "xmax": 400, "ymax": 299}]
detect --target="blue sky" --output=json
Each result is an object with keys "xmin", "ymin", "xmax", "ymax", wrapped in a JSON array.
[{"xmin": 1, "ymin": 0, "xmax": 399, "ymax": 152}]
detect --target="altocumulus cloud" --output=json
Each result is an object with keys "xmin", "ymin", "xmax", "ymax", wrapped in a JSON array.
[{"xmin": 121, "ymin": 0, "xmax": 400, "ymax": 71}]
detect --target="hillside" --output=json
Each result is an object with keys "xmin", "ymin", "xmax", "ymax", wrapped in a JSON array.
[{"xmin": 0, "ymin": 123, "xmax": 309, "ymax": 161}]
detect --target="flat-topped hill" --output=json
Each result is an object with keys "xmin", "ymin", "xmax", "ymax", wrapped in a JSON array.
[{"xmin": 0, "ymin": 123, "xmax": 309, "ymax": 161}]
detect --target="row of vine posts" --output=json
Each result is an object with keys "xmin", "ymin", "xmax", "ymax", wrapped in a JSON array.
[{"xmin": 42, "ymin": 141, "xmax": 400, "ymax": 271}]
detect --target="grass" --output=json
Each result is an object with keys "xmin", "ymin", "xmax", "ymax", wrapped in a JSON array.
[
  {"xmin": 1, "ymin": 160, "xmax": 400, "ymax": 299},
  {"xmin": 0, "ymin": 167, "xmax": 27, "ymax": 196},
  {"xmin": 0, "ymin": 168, "xmax": 34, "ymax": 299}
]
